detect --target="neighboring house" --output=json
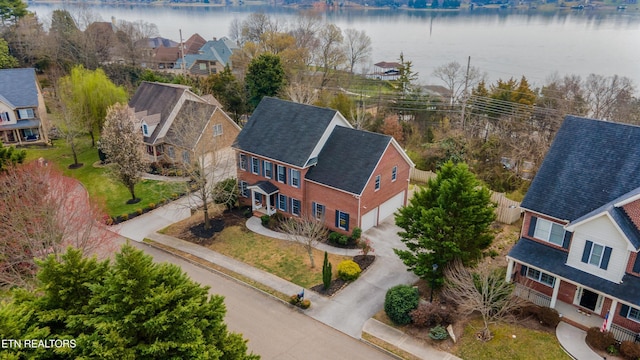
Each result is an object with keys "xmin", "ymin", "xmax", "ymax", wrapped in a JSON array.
[
  {"xmin": 506, "ymin": 115, "xmax": 640, "ymax": 341},
  {"xmin": 0, "ymin": 68, "xmax": 49, "ymax": 145},
  {"xmin": 128, "ymin": 81, "xmax": 240, "ymax": 166},
  {"xmin": 233, "ymin": 97, "xmax": 414, "ymax": 234},
  {"xmin": 175, "ymin": 37, "xmax": 239, "ymax": 76}
]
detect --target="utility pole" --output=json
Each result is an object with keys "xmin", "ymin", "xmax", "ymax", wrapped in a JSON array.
[
  {"xmin": 179, "ymin": 29, "xmax": 186, "ymax": 76},
  {"xmin": 460, "ymin": 56, "xmax": 471, "ymax": 130}
]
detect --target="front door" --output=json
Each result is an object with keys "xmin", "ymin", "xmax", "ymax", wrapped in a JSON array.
[{"xmin": 579, "ymin": 288, "xmax": 599, "ymax": 311}]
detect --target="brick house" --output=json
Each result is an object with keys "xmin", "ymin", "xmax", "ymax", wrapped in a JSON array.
[
  {"xmin": 233, "ymin": 97, "xmax": 414, "ymax": 234},
  {"xmin": 128, "ymin": 81, "xmax": 240, "ymax": 167},
  {"xmin": 0, "ymin": 68, "xmax": 49, "ymax": 145},
  {"xmin": 506, "ymin": 115, "xmax": 640, "ymax": 341}
]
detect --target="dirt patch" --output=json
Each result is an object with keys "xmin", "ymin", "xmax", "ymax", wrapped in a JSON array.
[
  {"xmin": 310, "ymin": 255, "xmax": 376, "ymax": 296},
  {"xmin": 163, "ymin": 206, "xmax": 248, "ymax": 245}
]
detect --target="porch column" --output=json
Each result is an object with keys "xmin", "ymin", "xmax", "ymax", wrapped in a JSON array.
[
  {"xmin": 250, "ymin": 189, "xmax": 257, "ymax": 212},
  {"xmin": 505, "ymin": 258, "xmax": 515, "ymax": 283},
  {"xmin": 550, "ymin": 278, "xmax": 561, "ymax": 309},
  {"xmin": 607, "ymin": 299, "xmax": 617, "ymax": 331},
  {"xmin": 266, "ymin": 195, "xmax": 272, "ymax": 215}
]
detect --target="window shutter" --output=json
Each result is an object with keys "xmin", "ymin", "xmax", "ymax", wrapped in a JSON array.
[
  {"xmin": 528, "ymin": 216, "xmax": 538, "ymax": 237},
  {"xmin": 581, "ymin": 241, "xmax": 593, "ymax": 263},
  {"xmin": 344, "ymin": 213, "xmax": 350, "ymax": 231},
  {"xmin": 620, "ymin": 304, "xmax": 630, "ymax": 317},
  {"xmin": 312, "ymin": 202, "xmax": 317, "ymax": 217},
  {"xmin": 520, "ymin": 265, "xmax": 528, "ymax": 276},
  {"xmin": 600, "ymin": 246, "xmax": 612, "ymax": 270},
  {"xmin": 335, "ymin": 210, "xmax": 339, "ymax": 228},
  {"xmin": 562, "ymin": 231, "xmax": 572, "ymax": 249},
  {"xmin": 632, "ymin": 253, "xmax": 640, "ymax": 273},
  {"xmin": 262, "ymin": 160, "xmax": 266, "ymax": 177}
]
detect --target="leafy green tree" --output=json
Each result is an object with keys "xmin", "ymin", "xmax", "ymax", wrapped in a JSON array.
[
  {"xmin": 0, "ymin": 245, "xmax": 259, "ymax": 359},
  {"xmin": 394, "ymin": 161, "xmax": 496, "ymax": 288},
  {"xmin": 207, "ymin": 64, "xmax": 248, "ymax": 123},
  {"xmin": 0, "ymin": 0, "xmax": 27, "ymax": 26},
  {"xmin": 212, "ymin": 178, "xmax": 239, "ymax": 211},
  {"xmin": 0, "ymin": 38, "xmax": 17, "ymax": 69},
  {"xmin": 245, "ymin": 53, "xmax": 285, "ymax": 109},
  {"xmin": 58, "ymin": 65, "xmax": 128, "ymax": 147},
  {"xmin": 0, "ymin": 140, "xmax": 25, "ymax": 170}
]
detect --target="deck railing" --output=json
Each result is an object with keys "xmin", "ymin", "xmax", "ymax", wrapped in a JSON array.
[{"xmin": 513, "ymin": 284, "xmax": 551, "ymax": 307}]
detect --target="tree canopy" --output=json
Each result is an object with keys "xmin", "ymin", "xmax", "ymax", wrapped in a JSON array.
[
  {"xmin": 394, "ymin": 161, "xmax": 496, "ymax": 288},
  {"xmin": 58, "ymin": 65, "xmax": 128, "ymax": 147},
  {"xmin": 0, "ymin": 38, "xmax": 18, "ymax": 69},
  {"xmin": 0, "ymin": 244, "xmax": 259, "ymax": 359},
  {"xmin": 245, "ymin": 53, "xmax": 285, "ymax": 109},
  {"xmin": 0, "ymin": 0, "xmax": 27, "ymax": 26}
]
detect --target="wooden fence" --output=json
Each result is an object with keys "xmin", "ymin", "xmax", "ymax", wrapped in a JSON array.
[{"xmin": 409, "ymin": 168, "xmax": 522, "ymax": 225}]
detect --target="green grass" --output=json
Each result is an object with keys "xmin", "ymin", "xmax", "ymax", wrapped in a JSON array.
[
  {"xmin": 454, "ymin": 318, "xmax": 571, "ymax": 360},
  {"xmin": 23, "ymin": 138, "xmax": 186, "ymax": 217}
]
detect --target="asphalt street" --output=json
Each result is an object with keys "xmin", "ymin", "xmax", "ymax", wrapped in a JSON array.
[{"xmin": 121, "ymin": 238, "xmax": 393, "ymax": 360}]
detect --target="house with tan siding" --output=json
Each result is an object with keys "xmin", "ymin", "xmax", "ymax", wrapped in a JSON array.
[{"xmin": 0, "ymin": 68, "xmax": 49, "ymax": 145}]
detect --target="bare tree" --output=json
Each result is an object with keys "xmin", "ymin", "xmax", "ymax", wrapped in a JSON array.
[
  {"xmin": 0, "ymin": 162, "xmax": 115, "ymax": 288},
  {"xmin": 316, "ymin": 24, "xmax": 346, "ymax": 87},
  {"xmin": 343, "ymin": 28, "xmax": 372, "ymax": 74},
  {"xmin": 228, "ymin": 18, "xmax": 243, "ymax": 45},
  {"xmin": 114, "ymin": 19, "xmax": 159, "ymax": 66},
  {"xmin": 100, "ymin": 103, "xmax": 146, "ymax": 203},
  {"xmin": 285, "ymin": 82, "xmax": 318, "ymax": 105},
  {"xmin": 585, "ymin": 73, "xmax": 635, "ymax": 121},
  {"xmin": 166, "ymin": 100, "xmax": 236, "ymax": 231},
  {"xmin": 433, "ymin": 60, "xmax": 484, "ymax": 106},
  {"xmin": 240, "ymin": 13, "xmax": 277, "ymax": 44},
  {"xmin": 349, "ymin": 101, "xmax": 368, "ymax": 130},
  {"xmin": 279, "ymin": 213, "xmax": 329, "ymax": 268},
  {"xmin": 440, "ymin": 260, "xmax": 527, "ymax": 341},
  {"xmin": 289, "ymin": 11, "xmax": 322, "ymax": 66}
]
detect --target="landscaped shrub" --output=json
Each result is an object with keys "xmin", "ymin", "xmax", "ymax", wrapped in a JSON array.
[
  {"xmin": 337, "ymin": 260, "xmax": 361, "ymax": 281},
  {"xmin": 329, "ymin": 232, "xmax": 350, "ymax": 246},
  {"xmin": 148, "ymin": 202, "xmax": 156, "ymax": 209},
  {"xmin": 299, "ymin": 299, "xmax": 311, "ymax": 309},
  {"xmin": 350, "ymin": 227, "xmax": 362, "ymax": 242},
  {"xmin": 322, "ymin": 251, "xmax": 332, "ymax": 290},
  {"xmin": 358, "ymin": 237, "xmax": 375, "ymax": 255},
  {"xmin": 410, "ymin": 302, "xmax": 455, "ymax": 328},
  {"xmin": 586, "ymin": 327, "xmax": 616, "ymax": 351},
  {"xmin": 428, "ymin": 325, "xmax": 449, "ymax": 340},
  {"xmin": 620, "ymin": 340, "xmax": 640, "ymax": 360},
  {"xmin": 384, "ymin": 285, "xmax": 420, "ymax": 325},
  {"xmin": 261, "ymin": 215, "xmax": 270, "ymax": 226},
  {"xmin": 538, "ymin": 307, "xmax": 561, "ymax": 327},
  {"xmin": 136, "ymin": 208, "xmax": 143, "ymax": 215},
  {"xmin": 289, "ymin": 294, "xmax": 310, "ymax": 309},
  {"xmin": 120, "ymin": 213, "xmax": 129, "ymax": 221}
]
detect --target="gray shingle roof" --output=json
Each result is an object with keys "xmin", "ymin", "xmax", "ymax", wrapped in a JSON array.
[
  {"xmin": 233, "ymin": 97, "xmax": 339, "ymax": 168},
  {"xmin": 509, "ymin": 238, "xmax": 640, "ymax": 307},
  {"xmin": 0, "ymin": 68, "xmax": 38, "ymax": 108},
  {"xmin": 521, "ymin": 116, "xmax": 640, "ymax": 221},
  {"xmin": 129, "ymin": 82, "xmax": 187, "ymax": 144},
  {"xmin": 164, "ymin": 100, "xmax": 215, "ymax": 150},
  {"xmin": 305, "ymin": 126, "xmax": 392, "ymax": 195}
]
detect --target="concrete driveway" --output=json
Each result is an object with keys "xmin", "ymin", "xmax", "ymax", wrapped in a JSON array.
[{"xmin": 308, "ymin": 215, "xmax": 418, "ymax": 338}]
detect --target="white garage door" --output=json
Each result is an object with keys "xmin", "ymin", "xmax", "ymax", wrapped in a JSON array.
[
  {"xmin": 361, "ymin": 207, "xmax": 379, "ymax": 232},
  {"xmin": 378, "ymin": 191, "xmax": 405, "ymax": 222}
]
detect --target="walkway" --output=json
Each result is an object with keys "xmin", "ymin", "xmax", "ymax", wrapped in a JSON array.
[{"xmin": 112, "ymin": 200, "xmax": 597, "ymax": 360}]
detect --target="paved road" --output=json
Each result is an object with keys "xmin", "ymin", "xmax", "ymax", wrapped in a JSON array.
[{"xmin": 120, "ymin": 239, "xmax": 393, "ymax": 360}]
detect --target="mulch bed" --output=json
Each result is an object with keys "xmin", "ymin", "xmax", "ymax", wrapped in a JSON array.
[
  {"xmin": 310, "ymin": 255, "xmax": 376, "ymax": 297},
  {"xmin": 178, "ymin": 208, "xmax": 248, "ymax": 245}
]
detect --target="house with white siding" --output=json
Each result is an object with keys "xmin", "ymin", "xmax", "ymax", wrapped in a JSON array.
[{"xmin": 507, "ymin": 115, "xmax": 640, "ymax": 342}]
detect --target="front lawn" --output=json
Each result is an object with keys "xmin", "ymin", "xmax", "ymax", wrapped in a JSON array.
[
  {"xmin": 453, "ymin": 318, "xmax": 570, "ymax": 360},
  {"xmin": 23, "ymin": 138, "xmax": 186, "ymax": 217}
]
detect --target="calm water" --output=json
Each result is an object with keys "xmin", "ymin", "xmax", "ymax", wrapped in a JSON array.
[{"xmin": 27, "ymin": 3, "xmax": 640, "ymax": 88}]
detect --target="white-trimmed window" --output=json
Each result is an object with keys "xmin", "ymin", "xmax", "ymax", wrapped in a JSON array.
[
  {"xmin": 213, "ymin": 124, "xmax": 223, "ymax": 136},
  {"xmin": 620, "ymin": 304, "xmax": 640, "ymax": 323},
  {"xmin": 182, "ymin": 151, "xmax": 190, "ymax": 164},
  {"xmin": 291, "ymin": 198, "xmax": 301, "ymax": 216},
  {"xmin": 17, "ymin": 108, "xmax": 35, "ymax": 119},
  {"xmin": 375, "ymin": 175, "xmax": 381, "ymax": 190},
  {"xmin": 313, "ymin": 202, "xmax": 325, "ymax": 221},
  {"xmin": 251, "ymin": 157, "xmax": 260, "ymax": 174},
  {"xmin": 168, "ymin": 146, "xmax": 175, "ymax": 159},
  {"xmin": 581, "ymin": 240, "xmax": 612, "ymax": 270},
  {"xmin": 263, "ymin": 161, "xmax": 272, "ymax": 179},
  {"xmin": 239, "ymin": 154, "xmax": 247, "ymax": 171},
  {"xmin": 278, "ymin": 194, "xmax": 287, "ymax": 212},
  {"xmin": 1, "ymin": 112, "xmax": 10, "ymax": 122},
  {"xmin": 290, "ymin": 169, "xmax": 300, "ymax": 188},
  {"xmin": 337, "ymin": 210, "xmax": 349, "ymax": 231},
  {"xmin": 526, "ymin": 267, "xmax": 555, "ymax": 287},
  {"xmin": 142, "ymin": 124, "xmax": 149, "ymax": 136},
  {"xmin": 533, "ymin": 218, "xmax": 565, "ymax": 246},
  {"xmin": 239, "ymin": 181, "xmax": 249, "ymax": 197},
  {"xmin": 277, "ymin": 165, "xmax": 287, "ymax": 183},
  {"xmin": 392, "ymin": 166, "xmax": 397, "ymax": 181}
]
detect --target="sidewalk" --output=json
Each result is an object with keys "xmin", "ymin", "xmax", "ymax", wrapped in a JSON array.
[{"xmin": 555, "ymin": 322, "xmax": 603, "ymax": 360}]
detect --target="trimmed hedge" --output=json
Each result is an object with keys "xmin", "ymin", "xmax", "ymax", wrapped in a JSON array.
[
  {"xmin": 620, "ymin": 340, "xmax": 640, "ymax": 360},
  {"xmin": 384, "ymin": 285, "xmax": 420, "ymax": 325},
  {"xmin": 585, "ymin": 327, "xmax": 616, "ymax": 351},
  {"xmin": 337, "ymin": 260, "xmax": 361, "ymax": 281}
]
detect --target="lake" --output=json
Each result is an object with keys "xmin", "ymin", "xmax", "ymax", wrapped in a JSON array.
[{"xmin": 26, "ymin": 3, "xmax": 640, "ymax": 88}]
